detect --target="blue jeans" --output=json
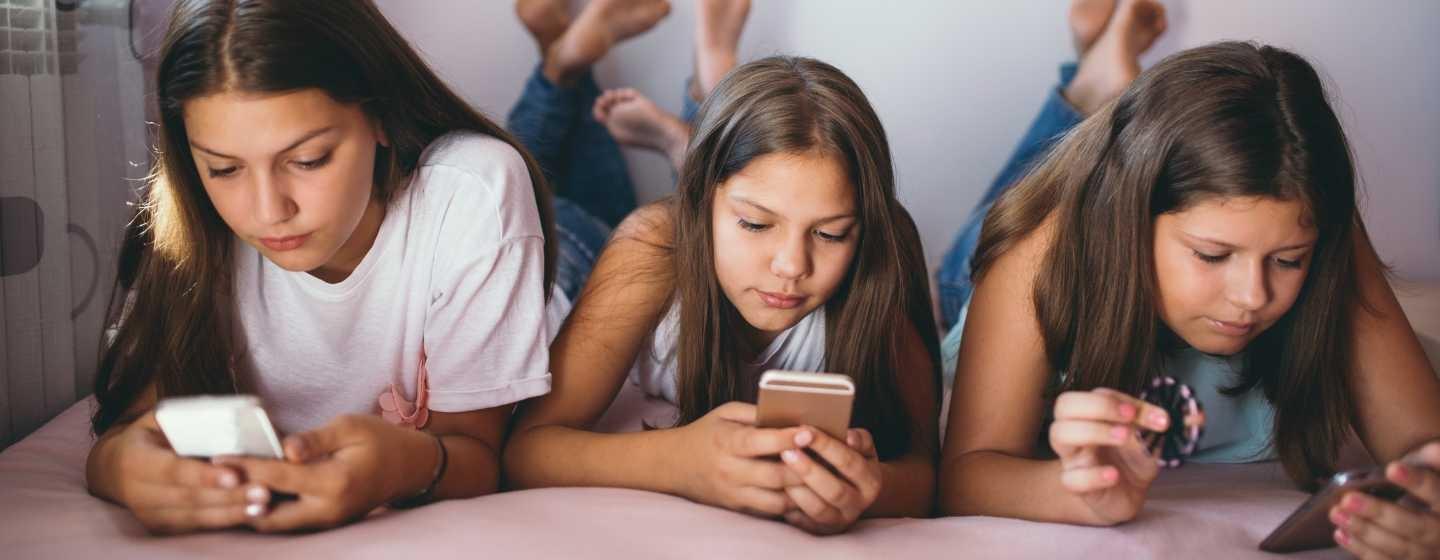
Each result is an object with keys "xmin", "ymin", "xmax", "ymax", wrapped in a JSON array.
[
  {"xmin": 509, "ymin": 66, "xmax": 638, "ymax": 300},
  {"xmin": 935, "ymin": 63, "xmax": 1085, "ymax": 331}
]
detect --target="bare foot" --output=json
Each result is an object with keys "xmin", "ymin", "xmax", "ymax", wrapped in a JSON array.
[
  {"xmin": 594, "ymin": 88, "xmax": 691, "ymax": 171},
  {"xmin": 517, "ymin": 0, "xmax": 570, "ymax": 55},
  {"xmin": 694, "ymin": 0, "xmax": 751, "ymax": 100},
  {"xmin": 544, "ymin": 0, "xmax": 672, "ymax": 87},
  {"xmin": 1069, "ymin": 0, "xmax": 1115, "ymax": 56},
  {"xmin": 1063, "ymin": 0, "xmax": 1166, "ymax": 115}
]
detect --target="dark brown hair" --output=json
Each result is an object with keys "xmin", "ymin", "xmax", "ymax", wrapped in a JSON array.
[
  {"xmin": 672, "ymin": 56, "xmax": 940, "ymax": 461},
  {"xmin": 92, "ymin": 0, "xmax": 555, "ymax": 434},
  {"xmin": 972, "ymin": 42, "xmax": 1360, "ymax": 488}
]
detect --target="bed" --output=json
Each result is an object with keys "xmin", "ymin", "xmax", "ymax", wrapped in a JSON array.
[{"xmin": 2, "ymin": 281, "xmax": 1435, "ymax": 558}]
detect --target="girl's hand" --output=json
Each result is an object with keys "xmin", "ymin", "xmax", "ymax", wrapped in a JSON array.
[
  {"xmin": 779, "ymin": 427, "xmax": 882, "ymax": 535},
  {"xmin": 219, "ymin": 414, "xmax": 435, "ymax": 532},
  {"xmin": 1331, "ymin": 440, "xmax": 1440, "ymax": 559},
  {"xmin": 97, "ymin": 412, "xmax": 261, "ymax": 534},
  {"xmin": 674, "ymin": 402, "xmax": 804, "ymax": 518},
  {"xmin": 1049, "ymin": 387, "xmax": 1171, "ymax": 525}
]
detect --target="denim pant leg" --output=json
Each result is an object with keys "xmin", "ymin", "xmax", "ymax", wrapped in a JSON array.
[
  {"xmin": 681, "ymin": 76, "xmax": 702, "ymax": 124},
  {"xmin": 508, "ymin": 65, "xmax": 580, "ymax": 198},
  {"xmin": 552, "ymin": 196, "xmax": 613, "ymax": 302},
  {"xmin": 558, "ymin": 73, "xmax": 638, "ymax": 227},
  {"xmin": 934, "ymin": 63, "xmax": 1085, "ymax": 331}
]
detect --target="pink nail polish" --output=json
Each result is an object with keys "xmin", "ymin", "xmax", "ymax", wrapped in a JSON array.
[
  {"xmin": 1103, "ymin": 468, "xmax": 1119, "ymax": 482},
  {"xmin": 1330, "ymin": 508, "xmax": 1350, "ymax": 528},
  {"xmin": 246, "ymin": 485, "xmax": 268, "ymax": 504},
  {"xmin": 1389, "ymin": 463, "xmax": 1410, "ymax": 484},
  {"xmin": 1118, "ymin": 404, "xmax": 1136, "ymax": 420},
  {"xmin": 218, "ymin": 471, "xmax": 239, "ymax": 489},
  {"xmin": 1111, "ymin": 426, "xmax": 1129, "ymax": 442},
  {"xmin": 794, "ymin": 430, "xmax": 812, "ymax": 447},
  {"xmin": 1334, "ymin": 528, "xmax": 1350, "ymax": 546},
  {"xmin": 1149, "ymin": 411, "xmax": 1169, "ymax": 429}
]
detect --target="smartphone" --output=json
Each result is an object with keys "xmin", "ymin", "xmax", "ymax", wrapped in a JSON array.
[
  {"xmin": 1259, "ymin": 467, "xmax": 1408, "ymax": 553},
  {"xmin": 154, "ymin": 395, "xmax": 284, "ymax": 459},
  {"xmin": 755, "ymin": 370, "xmax": 855, "ymax": 441}
]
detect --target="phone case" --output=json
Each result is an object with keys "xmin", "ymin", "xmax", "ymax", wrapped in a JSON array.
[
  {"xmin": 1259, "ymin": 468, "xmax": 1407, "ymax": 553},
  {"xmin": 155, "ymin": 395, "xmax": 285, "ymax": 459},
  {"xmin": 755, "ymin": 370, "xmax": 855, "ymax": 440}
]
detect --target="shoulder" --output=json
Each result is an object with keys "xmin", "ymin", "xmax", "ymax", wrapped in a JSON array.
[
  {"xmin": 411, "ymin": 132, "xmax": 541, "ymax": 242},
  {"xmin": 612, "ymin": 200, "xmax": 675, "ymax": 249}
]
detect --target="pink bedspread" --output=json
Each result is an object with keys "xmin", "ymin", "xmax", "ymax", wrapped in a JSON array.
[{"xmin": 0, "ymin": 381, "xmax": 1346, "ymax": 559}]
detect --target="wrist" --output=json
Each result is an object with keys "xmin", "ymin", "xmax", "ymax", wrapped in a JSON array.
[
  {"xmin": 656, "ymin": 426, "xmax": 694, "ymax": 497},
  {"xmin": 388, "ymin": 429, "xmax": 442, "ymax": 504}
]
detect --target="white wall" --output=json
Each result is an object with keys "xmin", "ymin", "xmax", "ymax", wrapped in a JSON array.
[{"xmin": 380, "ymin": 0, "xmax": 1440, "ymax": 281}]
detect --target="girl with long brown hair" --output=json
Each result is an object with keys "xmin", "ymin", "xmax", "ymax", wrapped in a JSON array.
[
  {"xmin": 502, "ymin": 39, "xmax": 941, "ymax": 534},
  {"xmin": 86, "ymin": 0, "xmax": 577, "ymax": 534},
  {"xmin": 938, "ymin": 1, "xmax": 1440, "ymax": 553}
]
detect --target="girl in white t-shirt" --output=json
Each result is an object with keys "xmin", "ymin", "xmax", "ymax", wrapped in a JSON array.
[
  {"xmin": 86, "ymin": 0, "xmax": 563, "ymax": 534},
  {"xmin": 505, "ymin": 55, "xmax": 943, "ymax": 535}
]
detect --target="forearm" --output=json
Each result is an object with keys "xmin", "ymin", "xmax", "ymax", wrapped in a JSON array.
[
  {"xmin": 423, "ymin": 434, "xmax": 502, "ymax": 501},
  {"xmin": 865, "ymin": 454, "xmax": 935, "ymax": 518},
  {"xmin": 939, "ymin": 450, "xmax": 1108, "ymax": 525},
  {"xmin": 503, "ymin": 424, "xmax": 685, "ymax": 494},
  {"xmin": 85, "ymin": 427, "xmax": 128, "ymax": 503}
]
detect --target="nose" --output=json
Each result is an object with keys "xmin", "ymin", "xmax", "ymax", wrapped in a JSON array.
[
  {"xmin": 769, "ymin": 231, "xmax": 812, "ymax": 281},
  {"xmin": 251, "ymin": 172, "xmax": 297, "ymax": 226},
  {"xmin": 1227, "ymin": 257, "xmax": 1270, "ymax": 312}
]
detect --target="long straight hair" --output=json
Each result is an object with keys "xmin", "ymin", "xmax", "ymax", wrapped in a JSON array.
[
  {"xmin": 972, "ymin": 42, "xmax": 1360, "ymax": 488},
  {"xmin": 92, "ymin": 0, "xmax": 556, "ymax": 435},
  {"xmin": 672, "ymin": 56, "xmax": 940, "ymax": 461}
]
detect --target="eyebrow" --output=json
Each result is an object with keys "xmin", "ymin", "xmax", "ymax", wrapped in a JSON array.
[
  {"xmin": 729, "ymin": 195, "xmax": 856, "ymax": 225},
  {"xmin": 189, "ymin": 126, "xmax": 336, "ymax": 159},
  {"xmin": 1181, "ymin": 232, "xmax": 1314, "ymax": 252}
]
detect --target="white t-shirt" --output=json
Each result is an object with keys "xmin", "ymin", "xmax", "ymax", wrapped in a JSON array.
[
  {"xmin": 232, "ymin": 132, "xmax": 569, "ymax": 434},
  {"xmin": 629, "ymin": 301, "xmax": 827, "ymax": 405}
]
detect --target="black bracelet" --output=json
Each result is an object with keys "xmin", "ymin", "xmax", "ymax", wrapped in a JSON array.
[{"xmin": 390, "ymin": 433, "xmax": 448, "ymax": 509}]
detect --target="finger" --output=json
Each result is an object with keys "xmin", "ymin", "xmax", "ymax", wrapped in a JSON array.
[
  {"xmin": 1403, "ymin": 440, "xmax": 1440, "ymax": 468},
  {"xmin": 1071, "ymin": 388, "xmax": 1169, "ymax": 431},
  {"xmin": 733, "ymin": 487, "xmax": 791, "ymax": 518},
  {"xmin": 1335, "ymin": 507, "xmax": 1413, "ymax": 560},
  {"xmin": 1060, "ymin": 465, "xmax": 1120, "ymax": 494},
  {"xmin": 713, "ymin": 402, "xmax": 758, "ymax": 426},
  {"xmin": 846, "ymin": 429, "xmax": 877, "ymax": 458},
  {"xmin": 781, "ymin": 446, "xmax": 861, "ymax": 514},
  {"xmin": 731, "ymin": 458, "xmax": 789, "ymax": 490},
  {"xmin": 1337, "ymin": 491, "xmax": 1440, "ymax": 549},
  {"xmin": 219, "ymin": 457, "xmax": 328, "ymax": 496},
  {"xmin": 784, "ymin": 509, "xmax": 841, "ymax": 536},
  {"xmin": 798, "ymin": 428, "xmax": 880, "ymax": 500},
  {"xmin": 732, "ymin": 426, "xmax": 802, "ymax": 458},
  {"xmin": 783, "ymin": 484, "xmax": 845, "ymax": 528},
  {"xmin": 1387, "ymin": 461, "xmax": 1440, "ymax": 509},
  {"xmin": 129, "ymin": 482, "xmax": 266, "ymax": 509},
  {"xmin": 164, "ymin": 457, "xmax": 242, "ymax": 489},
  {"xmin": 1049, "ymin": 419, "xmax": 1135, "ymax": 452},
  {"xmin": 140, "ymin": 503, "xmax": 254, "ymax": 534},
  {"xmin": 283, "ymin": 416, "xmax": 365, "ymax": 463},
  {"xmin": 249, "ymin": 497, "xmax": 347, "ymax": 533}
]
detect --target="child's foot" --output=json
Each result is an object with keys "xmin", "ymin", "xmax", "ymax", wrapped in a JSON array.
[
  {"xmin": 544, "ymin": 0, "xmax": 672, "ymax": 87},
  {"xmin": 1064, "ymin": 0, "xmax": 1166, "ymax": 115},
  {"xmin": 594, "ymin": 88, "xmax": 691, "ymax": 171},
  {"xmin": 694, "ymin": 0, "xmax": 751, "ymax": 100},
  {"xmin": 1069, "ymin": 0, "xmax": 1115, "ymax": 56},
  {"xmin": 517, "ymin": 0, "xmax": 571, "ymax": 55}
]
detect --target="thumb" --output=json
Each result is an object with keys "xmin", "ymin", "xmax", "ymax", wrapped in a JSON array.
[
  {"xmin": 284, "ymin": 415, "xmax": 365, "ymax": 463},
  {"xmin": 713, "ymin": 402, "xmax": 758, "ymax": 426}
]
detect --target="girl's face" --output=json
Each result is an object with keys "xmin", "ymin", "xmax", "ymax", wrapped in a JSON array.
[
  {"xmin": 711, "ymin": 150, "xmax": 859, "ymax": 343},
  {"xmin": 184, "ymin": 88, "xmax": 386, "ymax": 282},
  {"xmin": 1153, "ymin": 195, "xmax": 1318, "ymax": 356}
]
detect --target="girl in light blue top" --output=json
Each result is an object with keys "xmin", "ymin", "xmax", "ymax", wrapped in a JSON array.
[{"xmin": 936, "ymin": 1, "xmax": 1440, "ymax": 555}]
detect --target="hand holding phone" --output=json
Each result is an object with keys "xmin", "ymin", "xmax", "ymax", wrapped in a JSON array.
[
  {"xmin": 155, "ymin": 395, "xmax": 284, "ymax": 459},
  {"xmin": 1260, "ymin": 467, "xmax": 1410, "ymax": 553},
  {"xmin": 755, "ymin": 370, "xmax": 854, "ymax": 439}
]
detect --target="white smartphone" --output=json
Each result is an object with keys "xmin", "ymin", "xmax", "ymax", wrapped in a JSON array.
[
  {"xmin": 755, "ymin": 370, "xmax": 855, "ymax": 440},
  {"xmin": 154, "ymin": 395, "xmax": 284, "ymax": 459},
  {"xmin": 1259, "ymin": 467, "xmax": 1409, "ymax": 553}
]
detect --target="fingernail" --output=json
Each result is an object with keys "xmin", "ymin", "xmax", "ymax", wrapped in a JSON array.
[
  {"xmin": 794, "ymin": 430, "xmax": 813, "ymax": 447},
  {"xmin": 1149, "ymin": 411, "xmax": 1169, "ymax": 430},
  {"xmin": 246, "ymin": 485, "xmax": 268, "ymax": 504},
  {"xmin": 1334, "ymin": 528, "xmax": 1350, "ymax": 546},
  {"xmin": 245, "ymin": 503, "xmax": 266, "ymax": 519},
  {"xmin": 218, "ymin": 471, "xmax": 239, "ymax": 489},
  {"xmin": 1111, "ymin": 425, "xmax": 1129, "ymax": 442},
  {"xmin": 847, "ymin": 433, "xmax": 858, "ymax": 447},
  {"xmin": 1103, "ymin": 468, "xmax": 1119, "ymax": 482},
  {"xmin": 1388, "ymin": 463, "xmax": 1410, "ymax": 484},
  {"xmin": 1329, "ymin": 507, "xmax": 1350, "ymax": 528},
  {"xmin": 1342, "ymin": 493, "xmax": 1367, "ymax": 512},
  {"xmin": 1117, "ymin": 404, "xmax": 1136, "ymax": 421},
  {"xmin": 781, "ymin": 450, "xmax": 798, "ymax": 463}
]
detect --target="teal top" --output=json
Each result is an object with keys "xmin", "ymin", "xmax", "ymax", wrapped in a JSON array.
[{"xmin": 941, "ymin": 303, "xmax": 1276, "ymax": 463}]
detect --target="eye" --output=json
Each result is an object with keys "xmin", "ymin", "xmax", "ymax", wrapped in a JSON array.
[
  {"xmin": 293, "ymin": 152, "xmax": 333, "ymax": 171},
  {"xmin": 1274, "ymin": 256, "xmax": 1304, "ymax": 269},
  {"xmin": 207, "ymin": 166, "xmax": 238, "ymax": 178},
  {"xmin": 1193, "ymin": 250, "xmax": 1228, "ymax": 264},
  {"xmin": 815, "ymin": 229, "xmax": 849, "ymax": 243},
  {"xmin": 737, "ymin": 218, "xmax": 770, "ymax": 232}
]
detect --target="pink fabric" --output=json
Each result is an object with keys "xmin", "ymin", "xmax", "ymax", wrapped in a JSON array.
[
  {"xmin": 378, "ymin": 351, "xmax": 430, "ymax": 429},
  {"xmin": 0, "ymin": 382, "xmax": 1350, "ymax": 559}
]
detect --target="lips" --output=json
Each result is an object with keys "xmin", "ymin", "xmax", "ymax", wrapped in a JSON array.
[
  {"xmin": 757, "ymin": 290, "xmax": 805, "ymax": 310},
  {"xmin": 259, "ymin": 233, "xmax": 310, "ymax": 252},
  {"xmin": 1207, "ymin": 317, "xmax": 1256, "ymax": 337}
]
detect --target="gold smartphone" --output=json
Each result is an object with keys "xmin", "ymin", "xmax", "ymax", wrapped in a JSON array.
[
  {"xmin": 755, "ymin": 370, "xmax": 855, "ymax": 440},
  {"xmin": 1259, "ymin": 467, "xmax": 1409, "ymax": 553}
]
